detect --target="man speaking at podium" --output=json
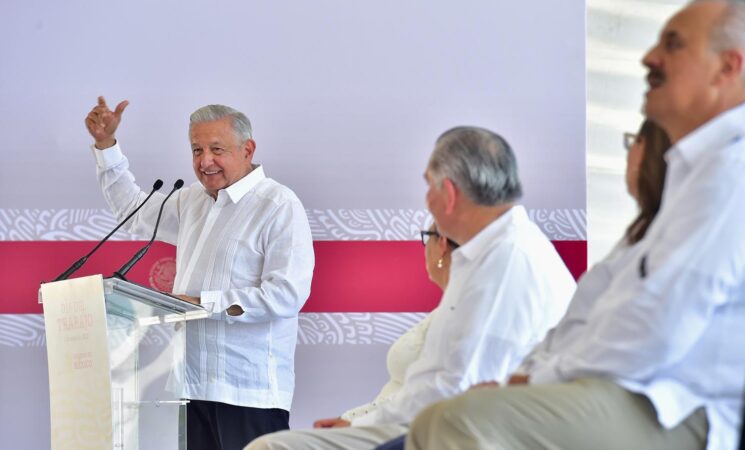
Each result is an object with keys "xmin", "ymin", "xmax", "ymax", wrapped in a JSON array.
[{"xmin": 84, "ymin": 97, "xmax": 315, "ymax": 450}]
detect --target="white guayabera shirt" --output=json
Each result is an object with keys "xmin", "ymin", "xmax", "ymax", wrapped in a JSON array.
[
  {"xmin": 531, "ymin": 103, "xmax": 745, "ymax": 450},
  {"xmin": 93, "ymin": 143, "xmax": 314, "ymax": 410},
  {"xmin": 352, "ymin": 205, "xmax": 577, "ymax": 427}
]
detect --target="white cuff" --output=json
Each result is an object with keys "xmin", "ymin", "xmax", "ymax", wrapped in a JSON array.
[
  {"xmin": 91, "ymin": 141, "xmax": 125, "ymax": 169},
  {"xmin": 528, "ymin": 356, "xmax": 563, "ymax": 385},
  {"xmin": 350, "ymin": 410, "xmax": 379, "ymax": 427},
  {"xmin": 200, "ymin": 290, "xmax": 223, "ymax": 312}
]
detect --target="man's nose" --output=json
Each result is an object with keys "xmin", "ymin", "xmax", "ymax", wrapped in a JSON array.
[
  {"xmin": 200, "ymin": 152, "xmax": 214, "ymax": 168},
  {"xmin": 641, "ymin": 44, "xmax": 659, "ymax": 69}
]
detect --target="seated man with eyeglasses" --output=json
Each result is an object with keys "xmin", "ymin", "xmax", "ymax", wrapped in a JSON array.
[{"xmin": 246, "ymin": 127, "xmax": 576, "ymax": 450}]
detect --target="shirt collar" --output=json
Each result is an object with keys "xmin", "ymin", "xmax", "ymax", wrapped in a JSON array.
[
  {"xmin": 455, "ymin": 205, "xmax": 527, "ymax": 262},
  {"xmin": 666, "ymin": 101, "xmax": 745, "ymax": 167},
  {"xmin": 214, "ymin": 165, "xmax": 265, "ymax": 204}
]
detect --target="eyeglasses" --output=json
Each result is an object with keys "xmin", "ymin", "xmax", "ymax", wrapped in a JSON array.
[
  {"xmin": 420, "ymin": 230, "xmax": 459, "ymax": 248},
  {"xmin": 623, "ymin": 132, "xmax": 638, "ymax": 151}
]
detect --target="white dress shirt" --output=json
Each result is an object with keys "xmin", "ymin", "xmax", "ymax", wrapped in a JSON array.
[
  {"xmin": 352, "ymin": 205, "xmax": 576, "ymax": 426},
  {"xmin": 517, "ymin": 240, "xmax": 634, "ymax": 375},
  {"xmin": 530, "ymin": 103, "xmax": 745, "ymax": 450},
  {"xmin": 93, "ymin": 143, "xmax": 315, "ymax": 410}
]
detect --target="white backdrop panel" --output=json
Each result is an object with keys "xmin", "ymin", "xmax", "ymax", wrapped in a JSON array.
[{"xmin": 0, "ymin": 0, "xmax": 585, "ymax": 210}]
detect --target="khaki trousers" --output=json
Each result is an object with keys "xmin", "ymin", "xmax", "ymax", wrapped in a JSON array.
[
  {"xmin": 245, "ymin": 423, "xmax": 408, "ymax": 450},
  {"xmin": 406, "ymin": 378, "xmax": 708, "ymax": 450}
]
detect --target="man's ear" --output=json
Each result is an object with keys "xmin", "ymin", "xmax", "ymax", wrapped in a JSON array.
[
  {"xmin": 718, "ymin": 49, "xmax": 745, "ymax": 84},
  {"xmin": 442, "ymin": 178, "xmax": 458, "ymax": 215},
  {"xmin": 243, "ymin": 139, "xmax": 257, "ymax": 159}
]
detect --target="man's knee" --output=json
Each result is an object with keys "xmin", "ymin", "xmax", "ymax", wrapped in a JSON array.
[
  {"xmin": 408, "ymin": 399, "xmax": 445, "ymax": 449},
  {"xmin": 409, "ymin": 388, "xmax": 523, "ymax": 449},
  {"xmin": 244, "ymin": 431, "xmax": 289, "ymax": 450},
  {"xmin": 408, "ymin": 394, "xmax": 483, "ymax": 449}
]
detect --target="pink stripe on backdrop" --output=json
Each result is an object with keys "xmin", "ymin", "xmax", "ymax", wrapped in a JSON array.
[{"xmin": 0, "ymin": 241, "xmax": 586, "ymax": 314}]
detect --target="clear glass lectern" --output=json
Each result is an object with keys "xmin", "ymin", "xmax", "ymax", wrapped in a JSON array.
[{"xmin": 40, "ymin": 275, "xmax": 210, "ymax": 450}]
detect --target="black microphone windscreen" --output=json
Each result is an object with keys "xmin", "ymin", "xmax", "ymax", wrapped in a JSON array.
[
  {"xmin": 153, "ymin": 179, "xmax": 164, "ymax": 190},
  {"xmin": 174, "ymin": 179, "xmax": 185, "ymax": 189}
]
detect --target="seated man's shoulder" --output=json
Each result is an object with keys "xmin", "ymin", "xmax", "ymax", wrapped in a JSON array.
[
  {"xmin": 482, "ymin": 227, "xmax": 568, "ymax": 278},
  {"xmin": 490, "ymin": 222, "xmax": 552, "ymax": 257}
]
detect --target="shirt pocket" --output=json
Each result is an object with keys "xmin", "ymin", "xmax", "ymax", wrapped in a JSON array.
[{"xmin": 221, "ymin": 237, "xmax": 265, "ymax": 288}]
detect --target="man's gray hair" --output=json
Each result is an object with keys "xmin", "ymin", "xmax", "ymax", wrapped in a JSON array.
[
  {"xmin": 190, "ymin": 104, "xmax": 253, "ymax": 143},
  {"xmin": 427, "ymin": 126, "xmax": 522, "ymax": 206},
  {"xmin": 696, "ymin": 0, "xmax": 745, "ymax": 81}
]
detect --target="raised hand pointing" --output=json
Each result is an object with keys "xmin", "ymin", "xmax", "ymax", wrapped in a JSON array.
[{"xmin": 85, "ymin": 95, "xmax": 129, "ymax": 149}]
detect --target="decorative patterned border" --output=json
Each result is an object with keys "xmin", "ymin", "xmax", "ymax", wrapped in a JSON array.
[
  {"xmin": 307, "ymin": 209, "xmax": 431, "ymax": 241},
  {"xmin": 0, "ymin": 208, "xmax": 586, "ymax": 241},
  {"xmin": 297, "ymin": 313, "xmax": 426, "ymax": 345},
  {"xmin": 0, "ymin": 209, "xmax": 137, "ymax": 241},
  {"xmin": 526, "ymin": 209, "xmax": 587, "ymax": 241},
  {"xmin": 0, "ymin": 313, "xmax": 427, "ymax": 348},
  {"xmin": 0, "ymin": 314, "xmax": 46, "ymax": 347}
]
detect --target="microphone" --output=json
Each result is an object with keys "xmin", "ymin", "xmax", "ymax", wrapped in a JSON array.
[
  {"xmin": 112, "ymin": 179, "xmax": 184, "ymax": 280},
  {"xmin": 53, "ymin": 179, "xmax": 164, "ymax": 282}
]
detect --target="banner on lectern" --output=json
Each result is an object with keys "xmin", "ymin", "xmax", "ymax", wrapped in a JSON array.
[{"xmin": 41, "ymin": 275, "xmax": 113, "ymax": 450}]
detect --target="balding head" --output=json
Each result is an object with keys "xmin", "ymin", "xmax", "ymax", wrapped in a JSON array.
[{"xmin": 642, "ymin": 0, "xmax": 745, "ymax": 142}]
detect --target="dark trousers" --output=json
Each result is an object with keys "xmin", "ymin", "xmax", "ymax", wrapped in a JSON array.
[{"xmin": 186, "ymin": 400, "xmax": 289, "ymax": 450}]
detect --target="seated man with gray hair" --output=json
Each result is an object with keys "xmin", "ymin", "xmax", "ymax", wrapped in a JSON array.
[
  {"xmin": 85, "ymin": 97, "xmax": 315, "ymax": 450},
  {"xmin": 245, "ymin": 126, "xmax": 577, "ymax": 450}
]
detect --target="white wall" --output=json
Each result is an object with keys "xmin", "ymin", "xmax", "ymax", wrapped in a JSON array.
[{"xmin": 586, "ymin": 0, "xmax": 686, "ymax": 264}]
